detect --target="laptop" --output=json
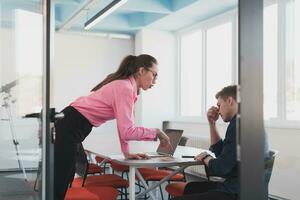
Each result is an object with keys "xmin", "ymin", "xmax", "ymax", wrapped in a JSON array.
[{"xmin": 145, "ymin": 129, "xmax": 184, "ymax": 158}]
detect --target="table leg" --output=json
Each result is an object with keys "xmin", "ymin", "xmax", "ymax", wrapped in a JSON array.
[
  {"xmin": 135, "ymin": 166, "xmax": 186, "ymax": 199},
  {"xmin": 129, "ymin": 166, "xmax": 136, "ymax": 200},
  {"xmin": 135, "ymin": 169, "xmax": 157, "ymax": 200}
]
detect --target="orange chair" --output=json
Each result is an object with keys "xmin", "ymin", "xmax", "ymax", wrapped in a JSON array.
[
  {"xmin": 72, "ymin": 174, "xmax": 129, "ymax": 189},
  {"xmin": 65, "ymin": 186, "xmax": 118, "ymax": 200},
  {"xmin": 71, "ymin": 144, "xmax": 129, "ymax": 200},
  {"xmin": 165, "ymin": 182, "xmax": 187, "ymax": 199},
  {"xmin": 138, "ymin": 168, "xmax": 184, "ymax": 181},
  {"xmin": 109, "ymin": 161, "xmax": 184, "ymax": 197},
  {"xmin": 95, "ymin": 155, "xmax": 111, "ymax": 174},
  {"xmin": 84, "ymin": 151, "xmax": 104, "ymax": 175},
  {"xmin": 87, "ymin": 163, "xmax": 104, "ymax": 175},
  {"xmin": 138, "ymin": 167, "xmax": 185, "ymax": 200},
  {"xmin": 165, "ymin": 165, "xmax": 211, "ymax": 199},
  {"xmin": 110, "ymin": 160, "xmax": 129, "ymax": 179}
]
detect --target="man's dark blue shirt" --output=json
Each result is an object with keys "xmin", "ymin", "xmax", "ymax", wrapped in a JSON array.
[{"xmin": 207, "ymin": 115, "xmax": 238, "ymax": 194}]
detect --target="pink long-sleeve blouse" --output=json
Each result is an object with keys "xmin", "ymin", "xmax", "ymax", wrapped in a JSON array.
[{"xmin": 70, "ymin": 76, "xmax": 157, "ymax": 153}]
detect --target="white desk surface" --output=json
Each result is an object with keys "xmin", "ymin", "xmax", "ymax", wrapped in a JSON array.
[{"xmin": 84, "ymin": 143, "xmax": 211, "ymax": 167}]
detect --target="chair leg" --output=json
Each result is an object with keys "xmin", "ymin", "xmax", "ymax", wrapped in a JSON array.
[
  {"xmin": 120, "ymin": 188, "xmax": 123, "ymax": 200},
  {"xmin": 126, "ymin": 172, "xmax": 129, "ymax": 180},
  {"xmin": 159, "ymin": 185, "xmax": 164, "ymax": 200},
  {"xmin": 144, "ymin": 181, "xmax": 148, "ymax": 200},
  {"xmin": 125, "ymin": 187, "xmax": 128, "ymax": 200},
  {"xmin": 103, "ymin": 163, "xmax": 107, "ymax": 174},
  {"xmin": 135, "ymin": 181, "xmax": 142, "ymax": 194}
]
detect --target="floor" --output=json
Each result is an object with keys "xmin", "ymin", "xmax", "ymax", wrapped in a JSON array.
[
  {"xmin": 0, "ymin": 171, "xmax": 39, "ymax": 200},
  {"xmin": 0, "ymin": 170, "xmax": 173, "ymax": 200},
  {"xmin": 0, "ymin": 171, "xmax": 279, "ymax": 200}
]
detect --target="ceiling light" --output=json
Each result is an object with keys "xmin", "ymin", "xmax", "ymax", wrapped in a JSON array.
[
  {"xmin": 57, "ymin": 0, "xmax": 101, "ymax": 32},
  {"xmin": 84, "ymin": 0, "xmax": 128, "ymax": 30}
]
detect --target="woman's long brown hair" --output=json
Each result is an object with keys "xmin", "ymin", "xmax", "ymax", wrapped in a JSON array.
[{"xmin": 91, "ymin": 54, "xmax": 157, "ymax": 92}]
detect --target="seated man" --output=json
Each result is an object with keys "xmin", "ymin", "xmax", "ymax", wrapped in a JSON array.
[
  {"xmin": 174, "ymin": 85, "xmax": 239, "ymax": 200},
  {"xmin": 173, "ymin": 85, "xmax": 269, "ymax": 200}
]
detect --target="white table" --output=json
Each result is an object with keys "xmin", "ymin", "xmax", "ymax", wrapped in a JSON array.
[{"xmin": 85, "ymin": 144, "xmax": 211, "ymax": 200}]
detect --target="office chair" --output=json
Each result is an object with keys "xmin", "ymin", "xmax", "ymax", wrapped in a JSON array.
[
  {"xmin": 265, "ymin": 149, "xmax": 278, "ymax": 199},
  {"xmin": 95, "ymin": 155, "xmax": 111, "ymax": 174},
  {"xmin": 178, "ymin": 136, "xmax": 189, "ymax": 146},
  {"xmin": 70, "ymin": 143, "xmax": 129, "ymax": 200},
  {"xmin": 84, "ymin": 150, "xmax": 104, "ymax": 175},
  {"xmin": 65, "ymin": 186, "xmax": 118, "ymax": 200},
  {"xmin": 165, "ymin": 164, "xmax": 210, "ymax": 199},
  {"xmin": 138, "ymin": 168, "xmax": 185, "ymax": 200}
]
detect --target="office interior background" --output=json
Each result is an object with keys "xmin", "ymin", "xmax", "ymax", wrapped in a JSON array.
[{"xmin": 0, "ymin": 0, "xmax": 299, "ymax": 199}]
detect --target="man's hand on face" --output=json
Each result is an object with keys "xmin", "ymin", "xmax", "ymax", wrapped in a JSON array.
[{"xmin": 207, "ymin": 106, "xmax": 219, "ymax": 124}]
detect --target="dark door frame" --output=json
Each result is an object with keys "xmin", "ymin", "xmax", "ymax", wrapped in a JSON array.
[
  {"xmin": 42, "ymin": 0, "xmax": 54, "ymax": 199},
  {"xmin": 239, "ymin": 0, "xmax": 266, "ymax": 199}
]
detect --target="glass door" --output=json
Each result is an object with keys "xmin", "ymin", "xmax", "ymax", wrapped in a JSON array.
[{"xmin": 0, "ymin": 0, "xmax": 52, "ymax": 199}]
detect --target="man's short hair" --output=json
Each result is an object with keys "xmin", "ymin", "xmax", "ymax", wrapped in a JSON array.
[{"xmin": 215, "ymin": 85, "xmax": 237, "ymax": 101}]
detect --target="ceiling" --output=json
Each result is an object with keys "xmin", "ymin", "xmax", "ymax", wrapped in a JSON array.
[{"xmin": 1, "ymin": 0, "xmax": 237, "ymax": 35}]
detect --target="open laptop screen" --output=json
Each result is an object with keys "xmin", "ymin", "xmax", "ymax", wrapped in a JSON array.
[{"xmin": 156, "ymin": 129, "xmax": 183, "ymax": 155}]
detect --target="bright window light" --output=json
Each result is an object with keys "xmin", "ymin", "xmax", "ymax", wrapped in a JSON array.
[
  {"xmin": 180, "ymin": 30, "xmax": 202, "ymax": 116},
  {"xmin": 263, "ymin": 4, "xmax": 278, "ymax": 120},
  {"xmin": 206, "ymin": 22, "xmax": 232, "ymax": 110},
  {"xmin": 286, "ymin": 0, "xmax": 300, "ymax": 120}
]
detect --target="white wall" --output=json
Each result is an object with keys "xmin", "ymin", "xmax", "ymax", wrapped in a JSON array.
[
  {"xmin": 52, "ymin": 33, "xmax": 134, "ymax": 110},
  {"xmin": 267, "ymin": 127, "xmax": 300, "ymax": 200},
  {"xmin": 134, "ymin": 29, "xmax": 177, "ymax": 129},
  {"xmin": 168, "ymin": 121, "xmax": 300, "ymax": 200},
  {"xmin": 53, "ymin": 32, "xmax": 134, "ymax": 153}
]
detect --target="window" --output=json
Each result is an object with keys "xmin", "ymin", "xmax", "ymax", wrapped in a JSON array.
[
  {"xmin": 180, "ymin": 30, "xmax": 202, "ymax": 116},
  {"xmin": 263, "ymin": 4, "xmax": 278, "ymax": 120},
  {"xmin": 285, "ymin": 0, "xmax": 300, "ymax": 120},
  {"xmin": 179, "ymin": 14, "xmax": 234, "ymax": 118},
  {"xmin": 178, "ymin": 1, "xmax": 300, "ymax": 124},
  {"xmin": 206, "ymin": 22, "xmax": 233, "ymax": 110},
  {"xmin": 263, "ymin": 0, "xmax": 300, "ymax": 122}
]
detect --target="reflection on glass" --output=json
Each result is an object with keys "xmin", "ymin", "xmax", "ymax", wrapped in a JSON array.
[{"xmin": 0, "ymin": 1, "xmax": 43, "ymax": 199}]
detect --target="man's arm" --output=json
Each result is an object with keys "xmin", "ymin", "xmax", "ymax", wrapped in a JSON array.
[
  {"xmin": 207, "ymin": 106, "xmax": 221, "ymax": 145},
  {"xmin": 206, "ymin": 123, "xmax": 237, "ymax": 177},
  {"xmin": 194, "ymin": 107, "xmax": 224, "ymax": 165}
]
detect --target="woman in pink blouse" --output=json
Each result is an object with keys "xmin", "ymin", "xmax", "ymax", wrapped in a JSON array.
[{"xmin": 54, "ymin": 54, "xmax": 171, "ymax": 200}]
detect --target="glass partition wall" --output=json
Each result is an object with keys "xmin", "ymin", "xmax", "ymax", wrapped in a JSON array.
[{"xmin": 0, "ymin": 0, "xmax": 46, "ymax": 199}]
